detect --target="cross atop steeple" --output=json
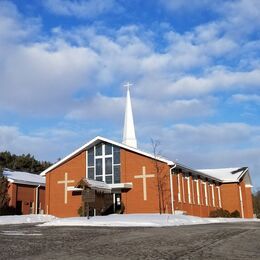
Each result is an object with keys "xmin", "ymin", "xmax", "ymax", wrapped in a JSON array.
[{"xmin": 122, "ymin": 82, "xmax": 137, "ymax": 148}]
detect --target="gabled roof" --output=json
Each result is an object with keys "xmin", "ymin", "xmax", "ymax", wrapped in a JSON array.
[
  {"xmin": 3, "ymin": 169, "xmax": 45, "ymax": 186},
  {"xmin": 197, "ymin": 167, "xmax": 249, "ymax": 183},
  {"xmin": 40, "ymin": 136, "xmax": 174, "ymax": 176},
  {"xmin": 40, "ymin": 136, "xmax": 250, "ymax": 184}
]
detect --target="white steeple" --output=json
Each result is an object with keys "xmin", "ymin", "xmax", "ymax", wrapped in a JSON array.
[{"xmin": 122, "ymin": 82, "xmax": 137, "ymax": 148}]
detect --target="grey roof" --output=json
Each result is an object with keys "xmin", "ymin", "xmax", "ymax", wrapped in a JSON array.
[{"xmin": 3, "ymin": 169, "xmax": 45, "ymax": 186}]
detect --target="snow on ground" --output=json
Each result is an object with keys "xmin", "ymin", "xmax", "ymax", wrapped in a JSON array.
[
  {"xmin": 39, "ymin": 214, "xmax": 259, "ymax": 227},
  {"xmin": 0, "ymin": 214, "xmax": 56, "ymax": 225}
]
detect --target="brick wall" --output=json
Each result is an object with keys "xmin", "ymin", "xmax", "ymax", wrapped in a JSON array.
[{"xmin": 46, "ymin": 151, "xmax": 86, "ymax": 217}]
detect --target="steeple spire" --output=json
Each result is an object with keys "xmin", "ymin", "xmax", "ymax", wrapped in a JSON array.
[{"xmin": 122, "ymin": 82, "xmax": 137, "ymax": 148}]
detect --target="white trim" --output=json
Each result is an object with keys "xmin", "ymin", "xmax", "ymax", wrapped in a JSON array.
[
  {"xmin": 239, "ymin": 185, "xmax": 244, "ymax": 218},
  {"xmin": 211, "ymin": 184, "xmax": 215, "ymax": 207},
  {"xmin": 182, "ymin": 175, "xmax": 185, "ymax": 203},
  {"xmin": 186, "ymin": 176, "xmax": 191, "ymax": 204},
  {"xmin": 245, "ymin": 184, "xmax": 253, "ymax": 188},
  {"xmin": 191, "ymin": 178, "xmax": 195, "ymax": 204},
  {"xmin": 170, "ymin": 166, "xmax": 176, "ymax": 214},
  {"xmin": 7, "ymin": 178, "xmax": 45, "ymax": 187},
  {"xmin": 108, "ymin": 183, "xmax": 133, "ymax": 189},
  {"xmin": 67, "ymin": 187, "xmax": 83, "ymax": 191},
  {"xmin": 217, "ymin": 186, "xmax": 222, "ymax": 208},
  {"xmin": 195, "ymin": 179, "xmax": 200, "ymax": 205},
  {"xmin": 177, "ymin": 174, "xmax": 181, "ymax": 202},
  {"xmin": 203, "ymin": 182, "xmax": 208, "ymax": 206}
]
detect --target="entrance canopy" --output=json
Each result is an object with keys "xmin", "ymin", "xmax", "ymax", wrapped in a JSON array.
[{"xmin": 75, "ymin": 178, "xmax": 111, "ymax": 193}]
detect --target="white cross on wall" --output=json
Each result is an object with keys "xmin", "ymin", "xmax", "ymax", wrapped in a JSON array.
[
  {"xmin": 57, "ymin": 172, "xmax": 75, "ymax": 204},
  {"xmin": 134, "ymin": 166, "xmax": 155, "ymax": 201}
]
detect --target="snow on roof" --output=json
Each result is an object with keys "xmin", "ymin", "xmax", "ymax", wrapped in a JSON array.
[
  {"xmin": 197, "ymin": 167, "xmax": 248, "ymax": 183},
  {"xmin": 76, "ymin": 178, "xmax": 111, "ymax": 193},
  {"xmin": 41, "ymin": 136, "xmax": 174, "ymax": 176},
  {"xmin": 3, "ymin": 170, "xmax": 45, "ymax": 186}
]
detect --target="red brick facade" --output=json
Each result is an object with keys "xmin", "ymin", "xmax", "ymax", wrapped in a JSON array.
[
  {"xmin": 7, "ymin": 183, "xmax": 45, "ymax": 215},
  {"xmin": 45, "ymin": 151, "xmax": 86, "ymax": 217},
  {"xmin": 45, "ymin": 142, "xmax": 254, "ymax": 218}
]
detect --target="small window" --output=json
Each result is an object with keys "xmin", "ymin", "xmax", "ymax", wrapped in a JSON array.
[
  {"xmin": 96, "ymin": 159, "xmax": 102, "ymax": 175},
  {"xmin": 96, "ymin": 143, "xmax": 103, "ymax": 156},
  {"xmin": 105, "ymin": 158, "xmax": 112, "ymax": 175},
  {"xmin": 88, "ymin": 168, "xmax": 94, "ymax": 179},
  {"xmin": 114, "ymin": 165, "xmax": 120, "ymax": 183},
  {"xmin": 113, "ymin": 146, "xmax": 120, "ymax": 164},
  {"xmin": 105, "ymin": 143, "xmax": 112, "ymax": 155}
]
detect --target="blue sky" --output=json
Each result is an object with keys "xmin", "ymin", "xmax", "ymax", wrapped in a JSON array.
[{"xmin": 0, "ymin": 0, "xmax": 259, "ymax": 188}]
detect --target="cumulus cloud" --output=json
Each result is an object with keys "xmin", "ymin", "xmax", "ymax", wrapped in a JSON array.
[{"xmin": 43, "ymin": 0, "xmax": 122, "ymax": 18}]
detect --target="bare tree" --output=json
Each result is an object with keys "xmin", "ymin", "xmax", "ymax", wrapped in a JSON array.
[{"xmin": 151, "ymin": 139, "xmax": 168, "ymax": 214}]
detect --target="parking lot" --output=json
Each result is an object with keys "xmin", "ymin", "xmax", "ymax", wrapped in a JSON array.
[{"xmin": 0, "ymin": 222, "xmax": 259, "ymax": 259}]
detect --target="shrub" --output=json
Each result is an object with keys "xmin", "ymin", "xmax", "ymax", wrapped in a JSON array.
[
  {"xmin": 210, "ymin": 208, "xmax": 231, "ymax": 218},
  {"xmin": 230, "ymin": 210, "xmax": 240, "ymax": 218},
  {"xmin": 0, "ymin": 206, "xmax": 17, "ymax": 216},
  {"xmin": 78, "ymin": 206, "xmax": 83, "ymax": 217}
]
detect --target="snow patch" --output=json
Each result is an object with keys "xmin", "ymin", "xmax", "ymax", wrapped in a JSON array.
[
  {"xmin": 0, "ymin": 214, "xmax": 57, "ymax": 225},
  {"xmin": 39, "ymin": 214, "xmax": 259, "ymax": 227}
]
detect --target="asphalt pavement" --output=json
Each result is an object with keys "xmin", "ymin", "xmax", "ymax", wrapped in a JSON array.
[{"xmin": 0, "ymin": 222, "xmax": 259, "ymax": 259}]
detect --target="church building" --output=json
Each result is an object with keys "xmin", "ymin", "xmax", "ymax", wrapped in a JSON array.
[{"xmin": 41, "ymin": 85, "xmax": 254, "ymax": 218}]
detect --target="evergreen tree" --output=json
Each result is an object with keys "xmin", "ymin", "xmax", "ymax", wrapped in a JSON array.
[
  {"xmin": 0, "ymin": 151, "xmax": 52, "ymax": 174},
  {"xmin": 0, "ymin": 176, "xmax": 10, "ymax": 208}
]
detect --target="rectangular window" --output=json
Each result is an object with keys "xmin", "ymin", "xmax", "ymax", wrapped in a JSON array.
[
  {"xmin": 88, "ymin": 147, "xmax": 94, "ymax": 167},
  {"xmin": 96, "ymin": 159, "xmax": 102, "ymax": 176},
  {"xmin": 114, "ymin": 165, "xmax": 120, "ymax": 183},
  {"xmin": 105, "ymin": 158, "xmax": 112, "ymax": 175},
  {"xmin": 113, "ymin": 146, "xmax": 120, "ymax": 164},
  {"xmin": 96, "ymin": 143, "xmax": 102, "ymax": 156},
  {"xmin": 105, "ymin": 143, "xmax": 112, "ymax": 155}
]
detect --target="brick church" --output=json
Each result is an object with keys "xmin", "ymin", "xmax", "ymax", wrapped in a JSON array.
[{"xmin": 41, "ymin": 84, "xmax": 254, "ymax": 218}]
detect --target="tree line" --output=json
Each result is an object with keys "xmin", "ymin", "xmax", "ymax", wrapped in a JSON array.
[{"xmin": 0, "ymin": 151, "xmax": 52, "ymax": 175}]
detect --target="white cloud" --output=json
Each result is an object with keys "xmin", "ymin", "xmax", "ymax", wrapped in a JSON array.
[
  {"xmin": 231, "ymin": 94, "xmax": 260, "ymax": 104},
  {"xmin": 0, "ymin": 125, "xmax": 97, "ymax": 162},
  {"xmin": 43, "ymin": 0, "xmax": 122, "ymax": 18},
  {"xmin": 66, "ymin": 94, "xmax": 216, "ymax": 123},
  {"xmin": 167, "ymin": 68, "xmax": 260, "ymax": 97}
]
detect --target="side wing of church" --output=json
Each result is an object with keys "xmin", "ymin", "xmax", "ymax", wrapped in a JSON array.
[{"xmin": 41, "ymin": 85, "xmax": 254, "ymax": 218}]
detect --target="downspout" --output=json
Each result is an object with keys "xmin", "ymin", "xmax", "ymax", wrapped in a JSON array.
[
  {"xmin": 35, "ymin": 185, "xmax": 40, "ymax": 214},
  {"xmin": 170, "ymin": 164, "xmax": 177, "ymax": 214}
]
